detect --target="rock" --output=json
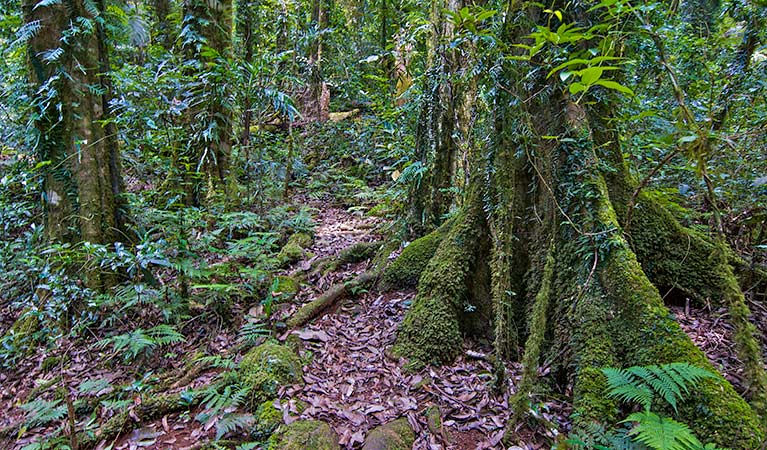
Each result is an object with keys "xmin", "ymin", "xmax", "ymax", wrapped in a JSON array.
[
  {"xmin": 240, "ymin": 342, "xmax": 303, "ymax": 406},
  {"xmin": 253, "ymin": 399, "xmax": 282, "ymax": 439},
  {"xmin": 362, "ymin": 417, "xmax": 415, "ymax": 450},
  {"xmin": 268, "ymin": 420, "xmax": 339, "ymax": 450},
  {"xmin": 273, "ymin": 275, "xmax": 300, "ymax": 301}
]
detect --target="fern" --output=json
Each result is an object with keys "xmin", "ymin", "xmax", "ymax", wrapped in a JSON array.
[
  {"xmin": 597, "ymin": 363, "xmax": 724, "ymax": 450},
  {"xmin": 214, "ymin": 412, "xmax": 255, "ymax": 439},
  {"xmin": 238, "ymin": 320, "xmax": 270, "ymax": 345},
  {"xmin": 20, "ymin": 398, "xmax": 67, "ymax": 428},
  {"xmin": 623, "ymin": 412, "xmax": 701, "ymax": 450},
  {"xmin": 95, "ymin": 324, "xmax": 185, "ymax": 361},
  {"xmin": 602, "ymin": 363, "xmax": 715, "ymax": 413}
]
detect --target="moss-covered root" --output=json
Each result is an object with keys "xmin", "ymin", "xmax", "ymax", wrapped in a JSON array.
[
  {"xmin": 268, "ymin": 420, "xmax": 339, "ymax": 450},
  {"xmin": 601, "ymin": 246, "xmax": 764, "ymax": 447},
  {"xmin": 381, "ymin": 225, "xmax": 447, "ymax": 289},
  {"xmin": 510, "ymin": 243, "xmax": 557, "ymax": 420},
  {"xmin": 77, "ymin": 393, "xmax": 190, "ymax": 449},
  {"xmin": 362, "ymin": 417, "xmax": 415, "ymax": 450},
  {"xmin": 626, "ymin": 194, "xmax": 767, "ymax": 419},
  {"xmin": 240, "ymin": 342, "xmax": 304, "ymax": 406},
  {"xmin": 392, "ymin": 208, "xmax": 483, "ymax": 369}
]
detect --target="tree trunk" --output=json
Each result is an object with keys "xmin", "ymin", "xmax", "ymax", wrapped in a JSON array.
[
  {"xmin": 406, "ymin": 0, "xmax": 462, "ymax": 235},
  {"xmin": 174, "ymin": 0, "xmax": 234, "ymax": 205},
  {"xmin": 24, "ymin": 0, "xmax": 128, "ymax": 289},
  {"xmin": 391, "ymin": 2, "xmax": 766, "ymax": 446}
]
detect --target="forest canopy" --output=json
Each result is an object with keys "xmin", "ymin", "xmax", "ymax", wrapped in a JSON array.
[{"xmin": 0, "ymin": 0, "xmax": 766, "ymax": 449}]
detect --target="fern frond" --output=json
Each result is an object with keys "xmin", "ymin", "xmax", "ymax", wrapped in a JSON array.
[
  {"xmin": 602, "ymin": 363, "xmax": 715, "ymax": 413},
  {"xmin": 20, "ymin": 399, "xmax": 67, "ymax": 427},
  {"xmin": 629, "ymin": 365, "xmax": 681, "ymax": 412},
  {"xmin": 623, "ymin": 411, "xmax": 701, "ymax": 450},
  {"xmin": 215, "ymin": 412, "xmax": 255, "ymax": 440},
  {"xmin": 147, "ymin": 324, "xmax": 186, "ymax": 345}
]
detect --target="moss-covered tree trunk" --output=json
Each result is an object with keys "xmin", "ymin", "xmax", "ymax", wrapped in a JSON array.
[
  {"xmin": 390, "ymin": 1, "xmax": 766, "ymax": 446},
  {"xmin": 173, "ymin": 0, "xmax": 233, "ymax": 205},
  {"xmin": 24, "ymin": 0, "xmax": 129, "ymax": 289},
  {"xmin": 407, "ymin": 0, "xmax": 465, "ymax": 235}
]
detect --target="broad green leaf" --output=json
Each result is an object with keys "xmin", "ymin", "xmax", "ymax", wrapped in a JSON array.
[
  {"xmin": 593, "ymin": 79, "xmax": 635, "ymax": 96},
  {"xmin": 569, "ymin": 82, "xmax": 587, "ymax": 95},
  {"xmin": 580, "ymin": 67, "xmax": 603, "ymax": 85}
]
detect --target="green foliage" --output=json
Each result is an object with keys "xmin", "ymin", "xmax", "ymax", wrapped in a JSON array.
[
  {"xmin": 580, "ymin": 364, "xmax": 723, "ymax": 450},
  {"xmin": 95, "ymin": 324, "xmax": 186, "ymax": 362},
  {"xmin": 20, "ymin": 398, "xmax": 67, "ymax": 428},
  {"xmin": 602, "ymin": 363, "xmax": 715, "ymax": 413}
]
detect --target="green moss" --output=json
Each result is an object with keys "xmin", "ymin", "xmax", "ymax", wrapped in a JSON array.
[
  {"xmin": 41, "ymin": 355, "xmax": 65, "ymax": 372},
  {"xmin": 274, "ymin": 275, "xmax": 300, "ymax": 301},
  {"xmin": 277, "ymin": 233, "xmax": 314, "ymax": 267},
  {"xmin": 267, "ymin": 420, "xmax": 339, "ymax": 450},
  {"xmin": 362, "ymin": 417, "xmax": 415, "ymax": 450},
  {"xmin": 392, "ymin": 209, "xmax": 482, "ymax": 368},
  {"xmin": 278, "ymin": 242, "xmax": 305, "ymax": 267},
  {"xmin": 600, "ymin": 244, "xmax": 764, "ymax": 447},
  {"xmin": 288, "ymin": 232, "xmax": 313, "ymax": 249},
  {"xmin": 240, "ymin": 342, "xmax": 303, "ymax": 405},
  {"xmin": 382, "ymin": 226, "xmax": 446, "ymax": 289},
  {"xmin": 253, "ymin": 400, "xmax": 282, "ymax": 439},
  {"xmin": 511, "ymin": 243, "xmax": 556, "ymax": 420},
  {"xmin": 627, "ymin": 193, "xmax": 730, "ymax": 305},
  {"xmin": 2, "ymin": 309, "xmax": 39, "ymax": 355},
  {"xmin": 424, "ymin": 406, "xmax": 441, "ymax": 435}
]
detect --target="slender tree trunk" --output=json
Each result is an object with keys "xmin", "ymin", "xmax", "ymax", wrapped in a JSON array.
[
  {"xmin": 406, "ymin": 0, "xmax": 461, "ymax": 235},
  {"xmin": 24, "ymin": 0, "xmax": 128, "ymax": 289},
  {"xmin": 176, "ymin": 0, "xmax": 234, "ymax": 205}
]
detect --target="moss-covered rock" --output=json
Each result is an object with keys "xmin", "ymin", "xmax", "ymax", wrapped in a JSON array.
[
  {"xmin": 252, "ymin": 400, "xmax": 282, "ymax": 439},
  {"xmin": 288, "ymin": 232, "xmax": 313, "ymax": 248},
  {"xmin": 278, "ymin": 233, "xmax": 314, "ymax": 267},
  {"xmin": 381, "ymin": 228, "xmax": 445, "ymax": 289},
  {"xmin": 240, "ymin": 342, "xmax": 303, "ymax": 405},
  {"xmin": 268, "ymin": 420, "xmax": 339, "ymax": 450},
  {"xmin": 362, "ymin": 418, "xmax": 415, "ymax": 450},
  {"xmin": 273, "ymin": 275, "xmax": 301, "ymax": 302}
]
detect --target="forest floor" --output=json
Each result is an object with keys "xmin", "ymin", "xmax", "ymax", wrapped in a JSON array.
[{"xmin": 2, "ymin": 197, "xmax": 766, "ymax": 450}]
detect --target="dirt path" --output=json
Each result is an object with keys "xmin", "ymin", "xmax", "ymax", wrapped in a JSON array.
[{"xmin": 277, "ymin": 205, "xmax": 562, "ymax": 450}]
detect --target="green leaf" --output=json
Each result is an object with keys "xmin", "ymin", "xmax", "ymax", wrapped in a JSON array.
[
  {"xmin": 678, "ymin": 134, "xmax": 698, "ymax": 144},
  {"xmin": 593, "ymin": 79, "xmax": 635, "ymax": 96},
  {"xmin": 569, "ymin": 82, "xmax": 588, "ymax": 95},
  {"xmin": 580, "ymin": 67, "xmax": 603, "ymax": 85}
]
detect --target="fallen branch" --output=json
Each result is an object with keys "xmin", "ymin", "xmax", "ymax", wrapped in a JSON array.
[
  {"xmin": 288, "ymin": 242, "xmax": 394, "ymax": 329},
  {"xmin": 286, "ymin": 271, "xmax": 378, "ymax": 329}
]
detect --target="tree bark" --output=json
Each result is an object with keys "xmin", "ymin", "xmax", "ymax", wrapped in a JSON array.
[
  {"xmin": 391, "ymin": 1, "xmax": 766, "ymax": 446},
  {"xmin": 24, "ymin": 0, "xmax": 128, "ymax": 289}
]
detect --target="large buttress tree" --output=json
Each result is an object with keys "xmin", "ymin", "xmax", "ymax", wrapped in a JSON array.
[
  {"xmin": 388, "ymin": 0, "xmax": 767, "ymax": 446},
  {"xmin": 23, "ymin": 0, "xmax": 128, "ymax": 288}
]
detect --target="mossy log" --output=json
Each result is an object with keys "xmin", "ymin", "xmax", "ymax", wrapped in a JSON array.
[
  {"xmin": 288, "ymin": 243, "xmax": 394, "ymax": 329},
  {"xmin": 311, "ymin": 241, "xmax": 383, "ymax": 275},
  {"xmin": 286, "ymin": 271, "xmax": 377, "ymax": 329}
]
